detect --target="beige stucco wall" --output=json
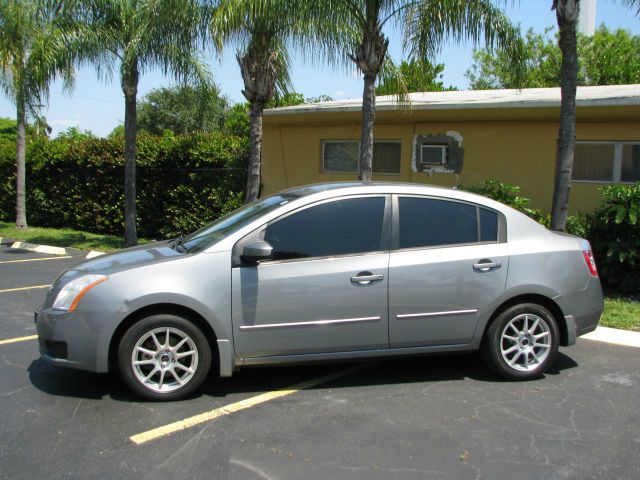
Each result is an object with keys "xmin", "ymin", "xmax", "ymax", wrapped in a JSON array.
[{"xmin": 261, "ymin": 113, "xmax": 639, "ymax": 214}]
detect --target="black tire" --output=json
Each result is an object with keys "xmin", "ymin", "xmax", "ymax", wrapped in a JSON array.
[
  {"xmin": 481, "ymin": 303, "xmax": 559, "ymax": 380},
  {"xmin": 118, "ymin": 314, "xmax": 212, "ymax": 401}
]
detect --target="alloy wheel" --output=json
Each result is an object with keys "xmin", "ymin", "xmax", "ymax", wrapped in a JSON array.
[{"xmin": 131, "ymin": 327, "xmax": 199, "ymax": 393}]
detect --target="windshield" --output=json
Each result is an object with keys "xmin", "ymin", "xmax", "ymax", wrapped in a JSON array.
[{"xmin": 181, "ymin": 193, "xmax": 297, "ymax": 253}]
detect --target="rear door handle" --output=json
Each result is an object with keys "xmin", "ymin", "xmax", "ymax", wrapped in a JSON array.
[
  {"xmin": 473, "ymin": 260, "xmax": 502, "ymax": 272},
  {"xmin": 351, "ymin": 272, "xmax": 384, "ymax": 285}
]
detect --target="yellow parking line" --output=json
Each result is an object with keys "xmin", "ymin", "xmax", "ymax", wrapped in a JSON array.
[
  {"xmin": 0, "ymin": 334, "xmax": 38, "ymax": 345},
  {"xmin": 0, "ymin": 255, "xmax": 72, "ymax": 264},
  {"xmin": 0, "ymin": 285, "xmax": 50, "ymax": 293},
  {"xmin": 129, "ymin": 362, "xmax": 371, "ymax": 445}
]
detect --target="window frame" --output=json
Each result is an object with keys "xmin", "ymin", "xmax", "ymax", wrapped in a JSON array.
[
  {"xmin": 571, "ymin": 140, "xmax": 640, "ymax": 184},
  {"xmin": 320, "ymin": 140, "xmax": 402, "ymax": 175},
  {"xmin": 391, "ymin": 194, "xmax": 507, "ymax": 252},
  {"xmin": 420, "ymin": 144, "xmax": 447, "ymax": 166},
  {"xmin": 233, "ymin": 194, "xmax": 393, "ymax": 266}
]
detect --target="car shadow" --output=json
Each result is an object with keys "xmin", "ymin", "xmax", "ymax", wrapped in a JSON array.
[{"xmin": 27, "ymin": 351, "xmax": 579, "ymax": 402}]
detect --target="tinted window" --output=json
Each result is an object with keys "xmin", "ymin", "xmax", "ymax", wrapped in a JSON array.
[
  {"xmin": 480, "ymin": 208, "xmax": 498, "ymax": 242},
  {"xmin": 182, "ymin": 193, "xmax": 298, "ymax": 253},
  {"xmin": 265, "ymin": 197, "xmax": 386, "ymax": 260},
  {"xmin": 398, "ymin": 197, "xmax": 477, "ymax": 249}
]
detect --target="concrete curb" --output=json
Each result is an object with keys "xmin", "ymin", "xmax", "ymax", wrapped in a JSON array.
[
  {"xmin": 581, "ymin": 326, "xmax": 640, "ymax": 348},
  {"xmin": 11, "ymin": 241, "xmax": 67, "ymax": 256},
  {"xmin": 3, "ymin": 239, "xmax": 105, "ymax": 258}
]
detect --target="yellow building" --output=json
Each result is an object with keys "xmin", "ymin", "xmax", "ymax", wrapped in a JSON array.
[{"xmin": 261, "ymin": 85, "xmax": 640, "ymax": 214}]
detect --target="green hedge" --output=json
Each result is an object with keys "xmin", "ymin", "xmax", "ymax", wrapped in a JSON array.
[
  {"xmin": 589, "ymin": 183, "xmax": 640, "ymax": 295},
  {"xmin": 0, "ymin": 131, "xmax": 247, "ymax": 239}
]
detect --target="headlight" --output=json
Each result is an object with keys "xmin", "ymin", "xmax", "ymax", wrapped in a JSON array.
[{"xmin": 52, "ymin": 275, "xmax": 108, "ymax": 311}]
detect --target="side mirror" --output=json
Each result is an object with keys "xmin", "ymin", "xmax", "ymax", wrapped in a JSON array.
[{"xmin": 241, "ymin": 239, "xmax": 274, "ymax": 263}]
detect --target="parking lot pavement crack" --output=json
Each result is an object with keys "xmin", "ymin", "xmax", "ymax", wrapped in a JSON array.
[
  {"xmin": 1, "ymin": 353, "xmax": 27, "ymax": 370},
  {"xmin": 140, "ymin": 423, "xmax": 211, "ymax": 480},
  {"xmin": 319, "ymin": 462, "xmax": 450, "ymax": 477},
  {"xmin": 229, "ymin": 458, "xmax": 277, "ymax": 480},
  {"xmin": 0, "ymin": 385, "xmax": 32, "ymax": 397},
  {"xmin": 70, "ymin": 398, "xmax": 83, "ymax": 420}
]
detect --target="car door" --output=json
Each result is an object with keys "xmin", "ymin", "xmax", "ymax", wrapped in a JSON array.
[
  {"xmin": 232, "ymin": 195, "xmax": 391, "ymax": 358},
  {"xmin": 389, "ymin": 195, "xmax": 508, "ymax": 348}
]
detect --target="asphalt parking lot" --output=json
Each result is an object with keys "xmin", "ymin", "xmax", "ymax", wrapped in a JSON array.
[{"xmin": 1, "ymin": 244, "xmax": 639, "ymax": 480}]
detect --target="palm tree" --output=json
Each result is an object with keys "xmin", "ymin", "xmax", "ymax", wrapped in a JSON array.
[
  {"xmin": 213, "ymin": 0, "xmax": 522, "ymax": 194},
  {"xmin": 0, "ymin": 0, "xmax": 74, "ymax": 228},
  {"xmin": 618, "ymin": 0, "xmax": 640, "ymax": 15},
  {"xmin": 550, "ymin": 0, "xmax": 579, "ymax": 232},
  {"xmin": 67, "ymin": 0, "xmax": 210, "ymax": 245},
  {"xmin": 211, "ymin": 1, "xmax": 300, "ymax": 203},
  {"xmin": 317, "ymin": 0, "xmax": 523, "ymax": 181}
]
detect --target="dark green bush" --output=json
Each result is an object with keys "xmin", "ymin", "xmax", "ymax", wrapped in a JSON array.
[
  {"xmin": 587, "ymin": 183, "xmax": 640, "ymax": 295},
  {"xmin": 459, "ymin": 179, "xmax": 588, "ymax": 236},
  {"xmin": 0, "ymin": 131, "xmax": 247, "ymax": 239},
  {"xmin": 459, "ymin": 179, "xmax": 549, "ymax": 225}
]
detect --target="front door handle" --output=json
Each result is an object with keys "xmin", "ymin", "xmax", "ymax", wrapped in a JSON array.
[
  {"xmin": 473, "ymin": 260, "xmax": 502, "ymax": 272},
  {"xmin": 351, "ymin": 272, "xmax": 384, "ymax": 285}
]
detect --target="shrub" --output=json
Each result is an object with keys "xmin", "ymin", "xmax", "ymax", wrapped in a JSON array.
[
  {"xmin": 587, "ymin": 183, "xmax": 640, "ymax": 295},
  {"xmin": 459, "ymin": 179, "xmax": 548, "ymax": 224},
  {"xmin": 0, "ymin": 131, "xmax": 247, "ymax": 239},
  {"xmin": 459, "ymin": 179, "xmax": 588, "ymax": 236}
]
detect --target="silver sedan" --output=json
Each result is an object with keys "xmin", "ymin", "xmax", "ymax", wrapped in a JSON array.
[{"xmin": 36, "ymin": 182, "xmax": 603, "ymax": 400}]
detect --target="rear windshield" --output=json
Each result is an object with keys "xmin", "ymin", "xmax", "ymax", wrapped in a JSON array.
[{"xmin": 182, "ymin": 194, "xmax": 297, "ymax": 253}]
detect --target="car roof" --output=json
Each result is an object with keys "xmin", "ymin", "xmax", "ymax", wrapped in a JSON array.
[
  {"xmin": 280, "ymin": 181, "xmax": 456, "ymax": 197},
  {"xmin": 278, "ymin": 181, "xmax": 499, "ymax": 207}
]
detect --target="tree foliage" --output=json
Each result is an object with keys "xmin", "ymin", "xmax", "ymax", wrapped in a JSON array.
[
  {"xmin": 65, "ymin": 0, "xmax": 211, "ymax": 245},
  {"xmin": 310, "ymin": 0, "xmax": 524, "ymax": 181},
  {"xmin": 589, "ymin": 183, "xmax": 640, "ymax": 294},
  {"xmin": 210, "ymin": 0, "xmax": 312, "ymax": 202},
  {"xmin": 467, "ymin": 26, "xmax": 640, "ymax": 89},
  {"xmin": 137, "ymin": 84, "xmax": 229, "ymax": 136},
  {"xmin": 376, "ymin": 59, "xmax": 455, "ymax": 95},
  {"xmin": 0, "ymin": 0, "xmax": 75, "ymax": 227},
  {"xmin": 0, "ymin": 131, "xmax": 248, "ymax": 239}
]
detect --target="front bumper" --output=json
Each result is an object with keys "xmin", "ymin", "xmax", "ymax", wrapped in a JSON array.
[{"xmin": 35, "ymin": 308, "xmax": 117, "ymax": 373}]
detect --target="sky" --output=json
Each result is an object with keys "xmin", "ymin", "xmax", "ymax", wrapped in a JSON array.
[{"xmin": 1, "ymin": 0, "xmax": 639, "ymax": 138}]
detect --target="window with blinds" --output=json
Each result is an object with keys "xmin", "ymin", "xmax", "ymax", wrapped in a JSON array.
[
  {"xmin": 572, "ymin": 142, "xmax": 640, "ymax": 183},
  {"xmin": 321, "ymin": 140, "xmax": 401, "ymax": 174}
]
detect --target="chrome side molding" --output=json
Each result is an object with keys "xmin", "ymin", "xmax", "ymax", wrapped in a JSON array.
[
  {"xmin": 239, "ymin": 316, "xmax": 381, "ymax": 331},
  {"xmin": 396, "ymin": 309, "xmax": 478, "ymax": 320}
]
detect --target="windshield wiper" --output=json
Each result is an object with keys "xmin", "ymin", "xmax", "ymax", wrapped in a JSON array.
[{"xmin": 171, "ymin": 235, "xmax": 187, "ymax": 253}]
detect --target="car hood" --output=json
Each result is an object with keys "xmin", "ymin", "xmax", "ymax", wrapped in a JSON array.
[
  {"xmin": 56, "ymin": 241, "xmax": 185, "ymax": 285},
  {"xmin": 41, "ymin": 241, "xmax": 188, "ymax": 309}
]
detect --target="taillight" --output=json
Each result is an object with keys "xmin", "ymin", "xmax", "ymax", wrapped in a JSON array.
[{"xmin": 582, "ymin": 249, "xmax": 598, "ymax": 277}]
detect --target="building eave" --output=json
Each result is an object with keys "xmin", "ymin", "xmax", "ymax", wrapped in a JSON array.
[{"xmin": 264, "ymin": 85, "xmax": 640, "ymax": 116}]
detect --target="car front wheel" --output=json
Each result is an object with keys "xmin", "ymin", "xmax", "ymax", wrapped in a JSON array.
[
  {"xmin": 482, "ymin": 303, "xmax": 559, "ymax": 380},
  {"xmin": 118, "ymin": 314, "xmax": 212, "ymax": 401}
]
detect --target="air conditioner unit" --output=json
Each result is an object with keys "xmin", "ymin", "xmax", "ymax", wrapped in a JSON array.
[{"xmin": 420, "ymin": 144, "xmax": 447, "ymax": 165}]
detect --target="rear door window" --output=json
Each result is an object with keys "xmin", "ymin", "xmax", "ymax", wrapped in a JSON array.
[{"xmin": 397, "ymin": 197, "xmax": 499, "ymax": 249}]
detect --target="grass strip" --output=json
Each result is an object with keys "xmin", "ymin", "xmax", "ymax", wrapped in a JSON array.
[
  {"xmin": 601, "ymin": 296, "xmax": 640, "ymax": 332},
  {"xmin": 0, "ymin": 222, "xmax": 149, "ymax": 252}
]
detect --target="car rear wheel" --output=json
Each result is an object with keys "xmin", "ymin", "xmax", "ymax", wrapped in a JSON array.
[
  {"xmin": 482, "ymin": 303, "xmax": 559, "ymax": 380},
  {"xmin": 118, "ymin": 314, "xmax": 212, "ymax": 401}
]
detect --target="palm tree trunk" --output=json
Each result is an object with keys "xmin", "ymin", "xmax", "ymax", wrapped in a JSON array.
[
  {"xmin": 551, "ymin": 1, "xmax": 579, "ymax": 231},
  {"xmin": 359, "ymin": 73, "xmax": 376, "ymax": 182},
  {"xmin": 15, "ymin": 89, "xmax": 27, "ymax": 228},
  {"xmin": 122, "ymin": 67, "xmax": 139, "ymax": 246},
  {"xmin": 245, "ymin": 100, "xmax": 264, "ymax": 203}
]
